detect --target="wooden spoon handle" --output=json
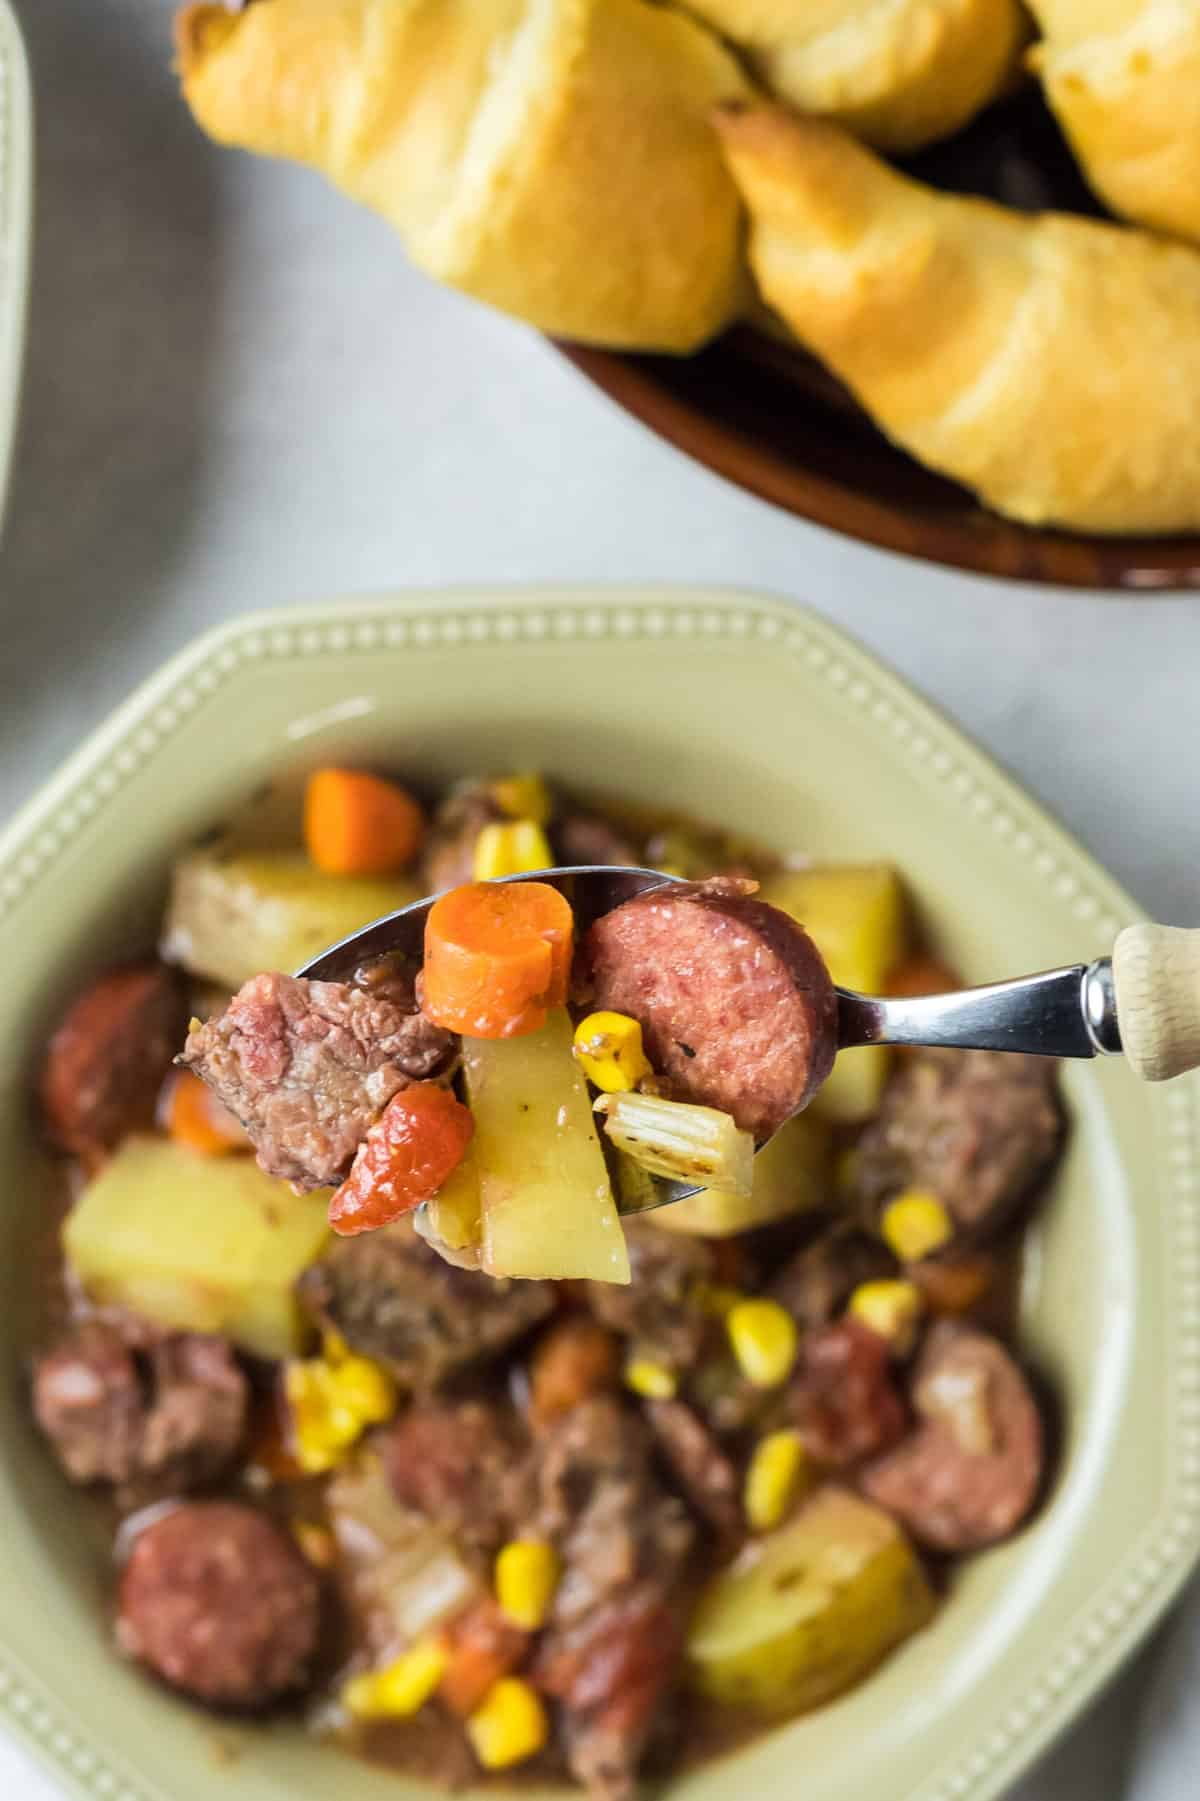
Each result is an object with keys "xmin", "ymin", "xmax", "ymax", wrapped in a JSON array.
[{"xmin": 1113, "ymin": 924, "xmax": 1200, "ymax": 1082}]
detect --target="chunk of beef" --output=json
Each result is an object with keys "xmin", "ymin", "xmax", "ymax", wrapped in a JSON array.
[
  {"xmin": 181, "ymin": 971, "xmax": 456, "ymax": 1190},
  {"xmin": 853, "ymin": 1049, "xmax": 1064, "ymax": 1236},
  {"xmin": 554, "ymin": 815, "xmax": 638, "ymax": 870},
  {"xmin": 585, "ymin": 1220, "xmax": 715, "ymax": 1371},
  {"xmin": 297, "ymin": 1218, "xmax": 554, "ymax": 1390},
  {"xmin": 419, "ymin": 782, "xmax": 504, "ymax": 894},
  {"xmin": 381, "ymin": 1400, "xmax": 534, "ymax": 1555},
  {"xmin": 33, "ymin": 1323, "xmax": 246, "ymax": 1499},
  {"xmin": 41, "ymin": 963, "xmax": 184, "ymax": 1158},
  {"xmin": 788, "ymin": 1320, "xmax": 908, "ymax": 1467},
  {"xmin": 117, "ymin": 1502, "xmax": 319, "ymax": 1707},
  {"xmin": 769, "ymin": 1223, "xmax": 898, "ymax": 1332},
  {"xmin": 645, "ymin": 1399, "xmax": 741, "ymax": 1545},
  {"xmin": 534, "ymin": 1400, "xmax": 694, "ymax": 1801}
]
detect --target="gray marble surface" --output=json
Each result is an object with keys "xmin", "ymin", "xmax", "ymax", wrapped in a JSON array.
[{"xmin": 3, "ymin": 3, "xmax": 1198, "ymax": 1798}]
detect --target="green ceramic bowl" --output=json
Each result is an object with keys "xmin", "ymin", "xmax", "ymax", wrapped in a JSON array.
[{"xmin": 2, "ymin": 588, "xmax": 1198, "ymax": 1801}]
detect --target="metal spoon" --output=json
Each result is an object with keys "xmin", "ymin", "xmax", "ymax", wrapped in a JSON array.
[{"xmin": 299, "ymin": 866, "xmax": 1199, "ymax": 1216}]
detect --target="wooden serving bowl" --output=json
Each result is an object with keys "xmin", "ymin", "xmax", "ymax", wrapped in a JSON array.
[{"xmin": 559, "ymin": 91, "xmax": 1200, "ymax": 591}]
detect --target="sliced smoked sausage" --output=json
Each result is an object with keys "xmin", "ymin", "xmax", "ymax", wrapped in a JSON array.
[
  {"xmin": 582, "ymin": 878, "xmax": 837, "ymax": 1139},
  {"xmin": 117, "ymin": 1502, "xmax": 319, "ymax": 1708},
  {"xmin": 41, "ymin": 963, "xmax": 184, "ymax": 1157},
  {"xmin": 860, "ymin": 1321, "xmax": 1044, "ymax": 1551}
]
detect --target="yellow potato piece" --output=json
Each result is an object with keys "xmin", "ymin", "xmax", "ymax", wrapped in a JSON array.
[
  {"xmin": 687, "ymin": 1485, "xmax": 934, "ymax": 1714},
  {"xmin": 648, "ymin": 1112, "xmax": 831, "ymax": 1237},
  {"xmin": 161, "ymin": 849, "xmax": 418, "ymax": 988},
  {"xmin": 463, "ymin": 1011, "xmax": 630, "ymax": 1284},
  {"xmin": 63, "ymin": 1136, "xmax": 331, "ymax": 1359},
  {"xmin": 761, "ymin": 865, "xmax": 907, "ymax": 1123}
]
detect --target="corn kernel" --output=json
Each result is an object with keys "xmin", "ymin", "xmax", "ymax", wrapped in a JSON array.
[
  {"xmin": 624, "ymin": 1357, "xmax": 677, "ymax": 1400},
  {"xmin": 489, "ymin": 773, "xmax": 552, "ymax": 826},
  {"xmin": 495, "ymin": 1539, "xmax": 561, "ymax": 1630},
  {"xmin": 573, "ymin": 1011, "xmax": 652, "ymax": 1094},
  {"xmin": 472, "ymin": 820, "xmax": 554, "ymax": 881},
  {"xmin": 322, "ymin": 1327, "xmax": 350, "ymax": 1364},
  {"xmin": 333, "ymin": 1355, "xmax": 396, "ymax": 1424},
  {"xmin": 744, "ymin": 1429, "xmax": 808, "ymax": 1532},
  {"xmin": 848, "ymin": 1279, "xmax": 924, "ymax": 1355},
  {"xmin": 727, "ymin": 1299, "xmax": 799, "ymax": 1389},
  {"xmin": 343, "ymin": 1638, "xmax": 449, "ymax": 1720},
  {"xmin": 881, "ymin": 1190, "xmax": 954, "ymax": 1262},
  {"xmin": 467, "ymin": 1678, "xmax": 549, "ymax": 1771}
]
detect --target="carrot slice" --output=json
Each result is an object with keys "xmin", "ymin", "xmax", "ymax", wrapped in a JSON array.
[
  {"xmin": 422, "ymin": 881, "xmax": 574, "ymax": 1039},
  {"xmin": 329, "ymin": 1082, "xmax": 475, "ymax": 1236},
  {"xmin": 164, "ymin": 1070, "xmax": 249, "ymax": 1156},
  {"xmin": 304, "ymin": 767, "xmax": 425, "ymax": 875},
  {"xmin": 439, "ymin": 1600, "xmax": 529, "ymax": 1718}
]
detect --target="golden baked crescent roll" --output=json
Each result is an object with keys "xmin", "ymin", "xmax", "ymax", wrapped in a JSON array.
[
  {"xmin": 715, "ymin": 104, "xmax": 1200, "ymax": 533},
  {"xmin": 176, "ymin": 0, "xmax": 750, "ymax": 352},
  {"xmin": 1027, "ymin": 2, "xmax": 1200, "ymax": 243},
  {"xmin": 678, "ymin": 0, "xmax": 1026, "ymax": 151}
]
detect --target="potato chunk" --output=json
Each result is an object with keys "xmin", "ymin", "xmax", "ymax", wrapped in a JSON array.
[
  {"xmin": 647, "ymin": 1112, "xmax": 831, "ymax": 1237},
  {"xmin": 63, "ymin": 1136, "xmax": 331, "ymax": 1358},
  {"xmin": 761, "ymin": 865, "xmax": 907, "ymax": 1123},
  {"xmin": 686, "ymin": 1485, "xmax": 933, "ymax": 1713},
  {"xmin": 463, "ymin": 1010, "xmax": 629, "ymax": 1284},
  {"xmin": 161, "ymin": 849, "xmax": 418, "ymax": 988}
]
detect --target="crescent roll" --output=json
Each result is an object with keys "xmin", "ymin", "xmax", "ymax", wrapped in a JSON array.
[
  {"xmin": 1027, "ymin": 1, "xmax": 1200, "ymax": 243},
  {"xmin": 176, "ymin": 0, "xmax": 750, "ymax": 352},
  {"xmin": 716, "ymin": 104, "xmax": 1200, "ymax": 532},
  {"xmin": 679, "ymin": 0, "xmax": 1027, "ymax": 151}
]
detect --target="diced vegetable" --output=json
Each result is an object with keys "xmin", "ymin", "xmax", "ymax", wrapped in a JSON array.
[
  {"xmin": 63, "ymin": 1136, "xmax": 331, "ymax": 1359},
  {"xmin": 597, "ymin": 1092, "xmax": 754, "ymax": 1198},
  {"xmin": 285, "ymin": 1347, "xmax": 396, "ymax": 1474},
  {"xmin": 494, "ymin": 1540, "xmax": 561, "ymax": 1631},
  {"xmin": 328, "ymin": 1084, "xmax": 475, "ymax": 1236},
  {"xmin": 440, "ymin": 1600, "xmax": 529, "ymax": 1717},
  {"xmin": 472, "ymin": 821, "xmax": 554, "ymax": 881},
  {"xmin": 686, "ymin": 1487, "xmax": 935, "ymax": 1714},
  {"xmin": 744, "ymin": 1430, "xmax": 808, "ymax": 1532},
  {"xmin": 466, "ymin": 1678, "xmax": 549, "ymax": 1771},
  {"xmin": 727, "ymin": 1299, "xmax": 799, "ymax": 1389},
  {"xmin": 163, "ymin": 1069, "xmax": 248, "ymax": 1155},
  {"xmin": 328, "ymin": 1455, "xmax": 482, "ymax": 1643},
  {"xmin": 530, "ymin": 1318, "xmax": 620, "ymax": 1422},
  {"xmin": 463, "ymin": 1010, "xmax": 629, "ymax": 1284},
  {"xmin": 489, "ymin": 773, "xmax": 552, "ymax": 826},
  {"xmin": 423, "ymin": 1148, "xmax": 483, "ymax": 1252},
  {"xmin": 572, "ymin": 1010, "xmax": 652, "ymax": 1094},
  {"xmin": 162, "ymin": 849, "xmax": 418, "ymax": 987},
  {"xmin": 423, "ymin": 881, "xmax": 574, "ymax": 1039},
  {"xmin": 847, "ymin": 1280, "xmax": 924, "ymax": 1355},
  {"xmin": 342, "ymin": 1637, "xmax": 449, "ymax": 1720},
  {"xmin": 881, "ymin": 1190, "xmax": 954, "ymax": 1262},
  {"xmin": 624, "ymin": 1357, "xmax": 678, "ymax": 1400},
  {"xmin": 304, "ymin": 768, "xmax": 425, "ymax": 876},
  {"xmin": 647, "ymin": 1112, "xmax": 831, "ymax": 1238},
  {"xmin": 761, "ymin": 865, "xmax": 907, "ymax": 1123}
]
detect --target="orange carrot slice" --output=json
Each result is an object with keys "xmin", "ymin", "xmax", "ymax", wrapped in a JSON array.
[
  {"xmin": 329, "ymin": 1082, "xmax": 475, "ymax": 1236},
  {"xmin": 164, "ymin": 1071, "xmax": 249, "ymax": 1156},
  {"xmin": 304, "ymin": 767, "xmax": 425, "ymax": 875},
  {"xmin": 422, "ymin": 881, "xmax": 574, "ymax": 1039}
]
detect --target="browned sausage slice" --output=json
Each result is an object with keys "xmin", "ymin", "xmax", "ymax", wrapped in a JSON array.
[
  {"xmin": 860, "ymin": 1321, "xmax": 1044, "ymax": 1551},
  {"xmin": 582, "ymin": 878, "xmax": 837, "ymax": 1139},
  {"xmin": 41, "ymin": 963, "xmax": 184, "ymax": 1157},
  {"xmin": 117, "ymin": 1502, "xmax": 319, "ymax": 1707}
]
